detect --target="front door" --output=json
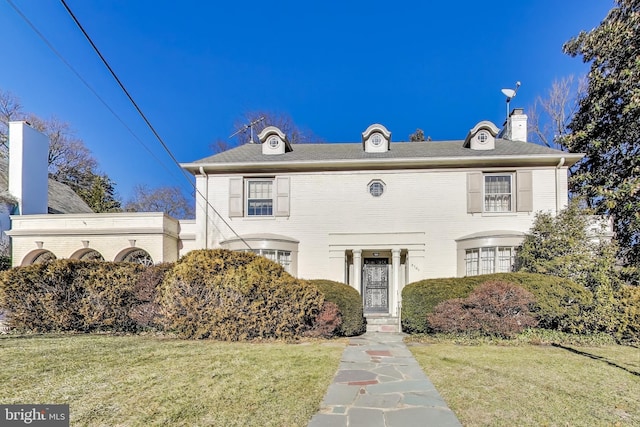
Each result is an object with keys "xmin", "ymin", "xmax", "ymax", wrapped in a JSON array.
[{"xmin": 363, "ymin": 258, "xmax": 389, "ymax": 313}]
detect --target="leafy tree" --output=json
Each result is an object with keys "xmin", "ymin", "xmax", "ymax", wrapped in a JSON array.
[
  {"xmin": 562, "ymin": 0, "xmax": 640, "ymax": 268},
  {"xmin": 124, "ymin": 184, "xmax": 194, "ymax": 219},
  {"xmin": 516, "ymin": 200, "xmax": 629, "ymax": 334},
  {"xmin": 77, "ymin": 174, "xmax": 121, "ymax": 213},
  {"xmin": 516, "ymin": 199, "xmax": 620, "ymax": 291}
]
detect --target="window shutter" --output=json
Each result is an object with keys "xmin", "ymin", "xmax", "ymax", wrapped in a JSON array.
[
  {"xmin": 467, "ymin": 172, "xmax": 482, "ymax": 213},
  {"xmin": 228, "ymin": 177, "xmax": 243, "ymax": 217},
  {"xmin": 274, "ymin": 176, "xmax": 290, "ymax": 217},
  {"xmin": 516, "ymin": 170, "xmax": 533, "ymax": 212}
]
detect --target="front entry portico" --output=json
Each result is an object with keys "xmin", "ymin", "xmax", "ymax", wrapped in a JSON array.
[{"xmin": 327, "ymin": 232, "xmax": 427, "ymax": 318}]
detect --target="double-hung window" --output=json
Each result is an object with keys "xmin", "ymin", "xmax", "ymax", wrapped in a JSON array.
[
  {"xmin": 246, "ymin": 180, "xmax": 273, "ymax": 216},
  {"xmin": 484, "ymin": 174, "xmax": 513, "ymax": 212}
]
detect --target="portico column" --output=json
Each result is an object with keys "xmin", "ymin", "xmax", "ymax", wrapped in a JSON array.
[
  {"xmin": 392, "ymin": 249, "xmax": 401, "ymax": 317},
  {"xmin": 353, "ymin": 249, "xmax": 362, "ymax": 294}
]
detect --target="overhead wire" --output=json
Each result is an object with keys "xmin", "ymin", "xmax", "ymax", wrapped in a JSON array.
[
  {"xmin": 5, "ymin": 0, "xmax": 180, "ymax": 187},
  {"xmin": 58, "ymin": 0, "xmax": 252, "ymax": 249},
  {"xmin": 8, "ymin": 0, "xmax": 253, "ymax": 249}
]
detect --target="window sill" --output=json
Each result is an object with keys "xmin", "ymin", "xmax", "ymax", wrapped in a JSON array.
[{"xmin": 480, "ymin": 211, "xmax": 518, "ymax": 217}]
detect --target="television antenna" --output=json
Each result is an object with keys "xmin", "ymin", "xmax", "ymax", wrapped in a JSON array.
[
  {"xmin": 229, "ymin": 116, "xmax": 265, "ymax": 144},
  {"xmin": 501, "ymin": 81, "xmax": 521, "ymax": 120}
]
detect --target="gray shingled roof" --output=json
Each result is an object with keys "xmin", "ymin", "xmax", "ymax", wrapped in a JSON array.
[
  {"xmin": 183, "ymin": 139, "xmax": 583, "ymax": 172},
  {"xmin": 0, "ymin": 158, "xmax": 93, "ymax": 214}
]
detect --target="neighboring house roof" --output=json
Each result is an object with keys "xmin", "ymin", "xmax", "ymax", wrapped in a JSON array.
[
  {"xmin": 182, "ymin": 139, "xmax": 584, "ymax": 173},
  {"xmin": 0, "ymin": 158, "xmax": 93, "ymax": 214}
]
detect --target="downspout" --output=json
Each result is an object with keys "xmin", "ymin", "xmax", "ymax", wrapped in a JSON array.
[
  {"xmin": 556, "ymin": 157, "xmax": 565, "ymax": 213},
  {"xmin": 199, "ymin": 166, "xmax": 209, "ymax": 249}
]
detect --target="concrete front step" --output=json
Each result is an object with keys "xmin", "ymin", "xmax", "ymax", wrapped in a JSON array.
[{"xmin": 365, "ymin": 315, "xmax": 400, "ymax": 333}]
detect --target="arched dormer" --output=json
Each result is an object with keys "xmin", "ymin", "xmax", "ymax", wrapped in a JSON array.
[
  {"xmin": 463, "ymin": 121, "xmax": 500, "ymax": 151},
  {"xmin": 257, "ymin": 126, "xmax": 293, "ymax": 155},
  {"xmin": 362, "ymin": 124, "xmax": 391, "ymax": 153}
]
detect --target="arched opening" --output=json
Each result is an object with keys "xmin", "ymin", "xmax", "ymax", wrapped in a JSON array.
[
  {"xmin": 115, "ymin": 248, "xmax": 154, "ymax": 266},
  {"xmin": 22, "ymin": 249, "xmax": 57, "ymax": 266},
  {"xmin": 70, "ymin": 248, "xmax": 105, "ymax": 262}
]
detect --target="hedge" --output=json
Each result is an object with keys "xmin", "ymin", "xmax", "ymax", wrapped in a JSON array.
[
  {"xmin": 157, "ymin": 249, "xmax": 324, "ymax": 340},
  {"xmin": 0, "ymin": 259, "xmax": 145, "ymax": 332},
  {"xmin": 308, "ymin": 279, "xmax": 366, "ymax": 336},
  {"xmin": 401, "ymin": 272, "xmax": 593, "ymax": 334}
]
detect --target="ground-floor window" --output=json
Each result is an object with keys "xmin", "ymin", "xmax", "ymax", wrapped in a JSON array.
[
  {"xmin": 465, "ymin": 246, "xmax": 515, "ymax": 276},
  {"xmin": 242, "ymin": 249, "xmax": 292, "ymax": 273}
]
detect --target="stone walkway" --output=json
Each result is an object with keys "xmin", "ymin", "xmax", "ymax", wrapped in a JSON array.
[{"xmin": 308, "ymin": 332, "xmax": 462, "ymax": 427}]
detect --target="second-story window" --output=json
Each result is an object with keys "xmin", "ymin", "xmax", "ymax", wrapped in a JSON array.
[
  {"xmin": 484, "ymin": 174, "xmax": 513, "ymax": 212},
  {"xmin": 246, "ymin": 179, "xmax": 273, "ymax": 216}
]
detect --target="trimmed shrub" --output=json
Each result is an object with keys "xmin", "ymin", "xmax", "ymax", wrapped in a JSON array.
[
  {"xmin": 427, "ymin": 281, "xmax": 538, "ymax": 338},
  {"xmin": 308, "ymin": 279, "xmax": 366, "ymax": 336},
  {"xmin": 612, "ymin": 285, "xmax": 640, "ymax": 343},
  {"xmin": 158, "ymin": 249, "xmax": 324, "ymax": 340},
  {"xmin": 0, "ymin": 259, "xmax": 145, "ymax": 332},
  {"xmin": 129, "ymin": 262, "xmax": 173, "ymax": 330},
  {"xmin": 402, "ymin": 272, "xmax": 592, "ymax": 334},
  {"xmin": 305, "ymin": 301, "xmax": 342, "ymax": 338}
]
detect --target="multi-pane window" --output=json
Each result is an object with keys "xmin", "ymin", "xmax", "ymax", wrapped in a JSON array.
[
  {"xmin": 484, "ymin": 174, "xmax": 513, "ymax": 212},
  {"xmin": 247, "ymin": 180, "xmax": 273, "ymax": 216},
  {"xmin": 243, "ymin": 248, "xmax": 292, "ymax": 273},
  {"xmin": 465, "ymin": 247, "xmax": 515, "ymax": 276}
]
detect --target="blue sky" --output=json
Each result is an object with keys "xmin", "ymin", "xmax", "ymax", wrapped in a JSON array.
[{"xmin": 0, "ymin": 0, "xmax": 613, "ymax": 201}]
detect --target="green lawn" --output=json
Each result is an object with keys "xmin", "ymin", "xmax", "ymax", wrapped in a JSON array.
[
  {"xmin": 0, "ymin": 334, "xmax": 345, "ymax": 426},
  {"xmin": 409, "ymin": 341, "xmax": 640, "ymax": 426}
]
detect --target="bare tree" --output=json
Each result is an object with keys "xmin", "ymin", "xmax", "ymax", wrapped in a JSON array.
[
  {"xmin": 528, "ymin": 75, "xmax": 587, "ymax": 151},
  {"xmin": 125, "ymin": 184, "xmax": 194, "ymax": 219},
  {"xmin": 231, "ymin": 111, "xmax": 321, "ymax": 145},
  {"xmin": 0, "ymin": 88, "xmax": 121, "ymax": 212},
  {"xmin": 0, "ymin": 89, "xmax": 25, "ymax": 153},
  {"xmin": 409, "ymin": 129, "xmax": 426, "ymax": 142}
]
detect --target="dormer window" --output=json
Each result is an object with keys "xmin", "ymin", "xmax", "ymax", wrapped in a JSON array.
[
  {"xmin": 362, "ymin": 124, "xmax": 391, "ymax": 153},
  {"xmin": 477, "ymin": 131, "xmax": 489, "ymax": 144},
  {"xmin": 464, "ymin": 121, "xmax": 500, "ymax": 151},
  {"xmin": 257, "ymin": 126, "xmax": 293, "ymax": 155}
]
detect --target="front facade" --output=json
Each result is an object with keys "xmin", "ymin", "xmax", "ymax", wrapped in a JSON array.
[
  {"xmin": 8, "ymin": 112, "xmax": 583, "ymax": 318},
  {"xmin": 180, "ymin": 111, "xmax": 582, "ymax": 317}
]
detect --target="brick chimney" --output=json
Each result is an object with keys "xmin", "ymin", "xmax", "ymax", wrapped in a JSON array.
[
  {"xmin": 502, "ymin": 108, "xmax": 528, "ymax": 142},
  {"xmin": 9, "ymin": 121, "xmax": 49, "ymax": 215}
]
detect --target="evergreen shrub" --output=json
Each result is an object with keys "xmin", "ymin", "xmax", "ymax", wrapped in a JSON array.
[
  {"xmin": 427, "ymin": 281, "xmax": 538, "ymax": 338},
  {"xmin": 158, "ymin": 249, "xmax": 324, "ymax": 340},
  {"xmin": 401, "ymin": 272, "xmax": 592, "ymax": 334},
  {"xmin": 0, "ymin": 259, "xmax": 145, "ymax": 332},
  {"xmin": 308, "ymin": 279, "xmax": 366, "ymax": 336},
  {"xmin": 129, "ymin": 262, "xmax": 173, "ymax": 330}
]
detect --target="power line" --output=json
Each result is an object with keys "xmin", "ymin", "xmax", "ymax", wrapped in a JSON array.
[
  {"xmin": 8, "ymin": 0, "xmax": 252, "ymax": 249},
  {"xmin": 5, "ymin": 0, "xmax": 180, "ymax": 187},
  {"xmin": 58, "ymin": 0, "xmax": 252, "ymax": 250}
]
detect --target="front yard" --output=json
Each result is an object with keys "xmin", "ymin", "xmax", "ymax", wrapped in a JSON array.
[
  {"xmin": 2, "ymin": 333, "xmax": 639, "ymax": 426},
  {"xmin": 410, "ymin": 340, "xmax": 640, "ymax": 426},
  {"xmin": 0, "ymin": 334, "xmax": 345, "ymax": 426}
]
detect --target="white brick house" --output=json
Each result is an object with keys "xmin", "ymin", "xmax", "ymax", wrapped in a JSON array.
[
  {"xmin": 179, "ymin": 109, "xmax": 582, "ymax": 317},
  {"xmin": 8, "ymin": 110, "xmax": 583, "ymax": 319}
]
